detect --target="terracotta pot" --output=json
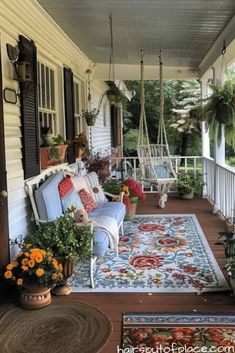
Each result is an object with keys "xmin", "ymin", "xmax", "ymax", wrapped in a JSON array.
[
  {"xmin": 40, "ymin": 145, "xmax": 68, "ymax": 169},
  {"xmin": 19, "ymin": 284, "xmax": 51, "ymax": 310},
  {"xmin": 125, "ymin": 202, "xmax": 138, "ymax": 220},
  {"xmin": 52, "ymin": 257, "xmax": 74, "ymax": 296},
  {"xmin": 75, "ymin": 146, "xmax": 85, "ymax": 158}
]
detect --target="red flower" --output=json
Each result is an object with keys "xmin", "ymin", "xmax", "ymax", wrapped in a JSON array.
[
  {"xmin": 138, "ymin": 224, "xmax": 161, "ymax": 232},
  {"xmin": 123, "ymin": 179, "xmax": 146, "ymax": 204},
  {"xmin": 129, "ymin": 255, "xmax": 164, "ymax": 269},
  {"xmin": 123, "ymin": 195, "xmax": 131, "ymax": 207},
  {"xmin": 171, "ymin": 328, "xmax": 195, "ymax": 345}
]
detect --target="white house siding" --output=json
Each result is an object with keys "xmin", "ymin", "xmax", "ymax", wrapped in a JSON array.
[
  {"xmin": 90, "ymin": 81, "xmax": 112, "ymax": 154},
  {"xmin": 0, "ymin": 0, "xmax": 111, "ymax": 247}
]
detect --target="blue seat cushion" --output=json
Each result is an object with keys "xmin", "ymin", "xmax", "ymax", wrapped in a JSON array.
[
  {"xmin": 88, "ymin": 202, "xmax": 126, "ymax": 226},
  {"xmin": 153, "ymin": 165, "xmax": 170, "ymax": 178},
  {"xmin": 93, "ymin": 229, "xmax": 110, "ymax": 257},
  {"xmin": 35, "ymin": 172, "xmax": 64, "ymax": 221}
]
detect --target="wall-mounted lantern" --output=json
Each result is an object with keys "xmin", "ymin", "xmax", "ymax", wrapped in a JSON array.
[{"xmin": 6, "ymin": 43, "xmax": 32, "ymax": 82}]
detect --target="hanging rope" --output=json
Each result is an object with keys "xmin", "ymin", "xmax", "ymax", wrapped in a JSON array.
[
  {"xmin": 138, "ymin": 49, "xmax": 150, "ymax": 149},
  {"xmin": 219, "ymin": 40, "xmax": 226, "ymax": 83},
  {"xmin": 108, "ymin": 14, "xmax": 115, "ymax": 82}
]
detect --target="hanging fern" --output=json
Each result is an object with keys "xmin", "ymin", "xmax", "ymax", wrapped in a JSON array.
[{"xmin": 204, "ymin": 80, "xmax": 235, "ymax": 148}]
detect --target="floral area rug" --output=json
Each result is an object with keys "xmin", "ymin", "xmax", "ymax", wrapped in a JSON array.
[
  {"xmin": 122, "ymin": 313, "xmax": 235, "ymax": 352},
  {"xmin": 68, "ymin": 214, "xmax": 229, "ymax": 292}
]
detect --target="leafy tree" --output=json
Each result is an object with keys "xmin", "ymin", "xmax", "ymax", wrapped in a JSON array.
[
  {"xmin": 124, "ymin": 79, "xmax": 201, "ymax": 156},
  {"xmin": 169, "ymin": 80, "xmax": 201, "ymax": 156},
  {"xmin": 124, "ymin": 80, "xmax": 176, "ymax": 146}
]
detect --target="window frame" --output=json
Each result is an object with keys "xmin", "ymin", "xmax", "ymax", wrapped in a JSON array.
[{"xmin": 37, "ymin": 58, "xmax": 58, "ymax": 135}]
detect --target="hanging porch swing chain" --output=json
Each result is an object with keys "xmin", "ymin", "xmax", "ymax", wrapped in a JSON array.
[{"xmin": 108, "ymin": 14, "xmax": 115, "ymax": 82}]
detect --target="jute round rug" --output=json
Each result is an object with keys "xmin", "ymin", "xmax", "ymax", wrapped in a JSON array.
[{"xmin": 0, "ymin": 300, "xmax": 112, "ymax": 353}]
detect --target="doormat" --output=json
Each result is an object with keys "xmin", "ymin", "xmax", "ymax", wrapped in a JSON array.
[
  {"xmin": 0, "ymin": 300, "xmax": 112, "ymax": 353},
  {"xmin": 69, "ymin": 214, "xmax": 229, "ymax": 293},
  {"xmin": 122, "ymin": 312, "xmax": 235, "ymax": 351}
]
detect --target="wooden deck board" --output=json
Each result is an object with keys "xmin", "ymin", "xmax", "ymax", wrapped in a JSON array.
[
  {"xmin": 1, "ymin": 194, "xmax": 235, "ymax": 353},
  {"xmin": 68, "ymin": 194, "xmax": 235, "ymax": 352}
]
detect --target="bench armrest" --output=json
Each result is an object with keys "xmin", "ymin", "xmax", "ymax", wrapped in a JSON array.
[{"xmin": 104, "ymin": 191, "xmax": 124, "ymax": 203}]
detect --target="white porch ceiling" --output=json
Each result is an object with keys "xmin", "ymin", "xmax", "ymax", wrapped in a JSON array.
[{"xmin": 36, "ymin": 0, "xmax": 235, "ymax": 79}]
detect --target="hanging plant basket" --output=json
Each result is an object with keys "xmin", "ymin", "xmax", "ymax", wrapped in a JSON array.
[
  {"xmin": 85, "ymin": 115, "xmax": 96, "ymax": 126},
  {"xmin": 203, "ymin": 80, "xmax": 235, "ymax": 148},
  {"xmin": 82, "ymin": 109, "xmax": 99, "ymax": 127}
]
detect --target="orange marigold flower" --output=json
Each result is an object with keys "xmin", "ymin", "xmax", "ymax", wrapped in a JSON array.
[
  {"xmin": 17, "ymin": 278, "xmax": 23, "ymax": 286},
  {"xmin": 36, "ymin": 268, "xmax": 45, "ymax": 277},
  {"xmin": 59, "ymin": 264, "xmax": 63, "ymax": 271},
  {"xmin": 24, "ymin": 252, "xmax": 30, "ymax": 257},
  {"xmin": 30, "ymin": 253, "xmax": 35, "ymax": 260},
  {"xmin": 31, "ymin": 248, "xmax": 41, "ymax": 253},
  {"xmin": 40, "ymin": 250, "xmax": 46, "ymax": 256},
  {"xmin": 4, "ymin": 270, "xmax": 12, "ymax": 279},
  {"xmin": 28, "ymin": 259, "xmax": 35, "ymax": 268},
  {"xmin": 21, "ymin": 265, "xmax": 28, "ymax": 271},
  {"xmin": 11, "ymin": 261, "xmax": 18, "ymax": 268},
  {"xmin": 58, "ymin": 273, "xmax": 63, "ymax": 279},
  {"xmin": 6, "ymin": 263, "xmax": 14, "ymax": 270},
  {"xmin": 21, "ymin": 258, "xmax": 29, "ymax": 266},
  {"xmin": 53, "ymin": 260, "xmax": 59, "ymax": 270},
  {"xmin": 51, "ymin": 273, "xmax": 57, "ymax": 280},
  {"xmin": 34, "ymin": 254, "xmax": 43, "ymax": 263}
]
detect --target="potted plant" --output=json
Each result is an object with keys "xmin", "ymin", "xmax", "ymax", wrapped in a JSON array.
[
  {"xmin": 73, "ymin": 131, "xmax": 89, "ymax": 158},
  {"xmin": 106, "ymin": 83, "xmax": 126, "ymax": 107},
  {"xmin": 40, "ymin": 131, "xmax": 68, "ymax": 169},
  {"xmin": 216, "ymin": 230, "xmax": 235, "ymax": 293},
  {"xmin": 203, "ymin": 79, "xmax": 235, "ymax": 147},
  {"xmin": 2, "ymin": 245, "xmax": 63, "ymax": 309},
  {"xmin": 81, "ymin": 108, "xmax": 99, "ymax": 127},
  {"xmin": 177, "ymin": 171, "xmax": 203, "ymax": 199},
  {"xmin": 102, "ymin": 178, "xmax": 123, "ymax": 197},
  {"xmin": 24, "ymin": 211, "xmax": 94, "ymax": 295},
  {"xmin": 121, "ymin": 179, "xmax": 146, "ymax": 220},
  {"xmin": 84, "ymin": 151, "xmax": 111, "ymax": 181}
]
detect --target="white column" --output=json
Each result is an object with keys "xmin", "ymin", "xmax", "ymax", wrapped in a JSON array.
[
  {"xmin": 200, "ymin": 80, "xmax": 210, "ymax": 197},
  {"xmin": 213, "ymin": 64, "xmax": 225, "ymax": 213},
  {"xmin": 200, "ymin": 80, "xmax": 210, "ymax": 159}
]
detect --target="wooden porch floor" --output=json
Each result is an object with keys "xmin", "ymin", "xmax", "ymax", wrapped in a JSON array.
[
  {"xmin": 67, "ymin": 194, "xmax": 235, "ymax": 353},
  {"xmin": 1, "ymin": 194, "xmax": 235, "ymax": 353}
]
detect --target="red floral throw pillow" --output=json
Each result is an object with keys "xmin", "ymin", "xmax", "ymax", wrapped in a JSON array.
[
  {"xmin": 78, "ymin": 189, "xmax": 96, "ymax": 212},
  {"xmin": 58, "ymin": 176, "xmax": 73, "ymax": 198}
]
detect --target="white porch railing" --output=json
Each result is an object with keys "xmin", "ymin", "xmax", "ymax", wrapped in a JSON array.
[
  {"xmin": 111, "ymin": 155, "xmax": 202, "ymax": 192},
  {"xmin": 203, "ymin": 157, "xmax": 235, "ymax": 222}
]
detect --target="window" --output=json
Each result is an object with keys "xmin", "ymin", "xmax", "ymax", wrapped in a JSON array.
[
  {"xmin": 37, "ymin": 61, "xmax": 56, "ymax": 134},
  {"xmin": 73, "ymin": 81, "xmax": 82, "ymax": 134}
]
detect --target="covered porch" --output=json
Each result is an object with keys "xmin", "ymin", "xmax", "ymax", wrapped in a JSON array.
[
  {"xmin": 1, "ymin": 1, "xmax": 235, "ymax": 352},
  {"xmin": 46, "ymin": 195, "xmax": 235, "ymax": 352}
]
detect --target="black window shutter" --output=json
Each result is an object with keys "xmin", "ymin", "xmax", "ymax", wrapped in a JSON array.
[
  {"xmin": 111, "ymin": 105, "xmax": 118, "ymax": 147},
  {"xmin": 64, "ymin": 67, "xmax": 75, "ymax": 163},
  {"xmin": 18, "ymin": 35, "xmax": 40, "ymax": 179}
]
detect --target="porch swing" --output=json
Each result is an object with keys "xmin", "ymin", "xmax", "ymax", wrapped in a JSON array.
[{"xmin": 137, "ymin": 50, "xmax": 177, "ymax": 208}]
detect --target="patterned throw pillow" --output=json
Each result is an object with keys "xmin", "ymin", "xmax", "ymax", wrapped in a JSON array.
[
  {"xmin": 84, "ymin": 172, "xmax": 107, "ymax": 205},
  {"xmin": 58, "ymin": 176, "xmax": 84, "ymax": 212},
  {"xmin": 79, "ymin": 188, "xmax": 97, "ymax": 212}
]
